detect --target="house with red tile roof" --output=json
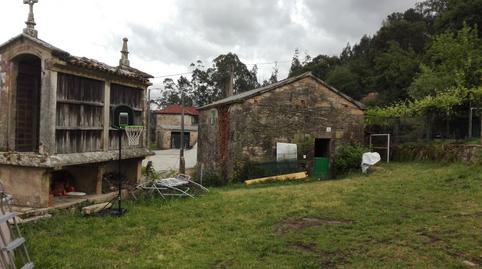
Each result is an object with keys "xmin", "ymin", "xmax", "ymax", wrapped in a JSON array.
[{"xmin": 153, "ymin": 105, "xmax": 199, "ymax": 149}]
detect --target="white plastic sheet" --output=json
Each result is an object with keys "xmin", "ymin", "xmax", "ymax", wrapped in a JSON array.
[{"xmin": 361, "ymin": 152, "xmax": 381, "ymax": 173}]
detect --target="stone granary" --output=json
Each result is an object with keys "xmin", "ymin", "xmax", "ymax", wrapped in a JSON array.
[
  {"xmin": 197, "ymin": 72, "xmax": 365, "ymax": 182},
  {"xmin": 0, "ymin": 2, "xmax": 152, "ymax": 207},
  {"xmin": 153, "ymin": 105, "xmax": 199, "ymax": 149}
]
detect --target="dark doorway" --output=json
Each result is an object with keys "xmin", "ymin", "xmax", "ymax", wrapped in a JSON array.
[
  {"xmin": 313, "ymin": 138, "xmax": 331, "ymax": 179},
  {"xmin": 314, "ymin": 138, "xmax": 330, "ymax": 157},
  {"xmin": 15, "ymin": 55, "xmax": 41, "ymax": 152},
  {"xmin": 170, "ymin": 132, "xmax": 190, "ymax": 149}
]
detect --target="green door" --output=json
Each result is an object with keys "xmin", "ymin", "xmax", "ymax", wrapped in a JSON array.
[{"xmin": 313, "ymin": 157, "xmax": 329, "ymax": 179}]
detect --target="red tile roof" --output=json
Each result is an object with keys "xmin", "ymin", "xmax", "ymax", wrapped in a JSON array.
[{"xmin": 156, "ymin": 105, "xmax": 199, "ymax": 116}]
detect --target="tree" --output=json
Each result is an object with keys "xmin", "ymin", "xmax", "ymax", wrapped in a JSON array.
[
  {"xmin": 288, "ymin": 48, "xmax": 302, "ymax": 77},
  {"xmin": 211, "ymin": 53, "xmax": 259, "ymax": 96},
  {"xmin": 262, "ymin": 62, "xmax": 279, "ymax": 86},
  {"xmin": 434, "ymin": 0, "xmax": 482, "ymax": 35},
  {"xmin": 325, "ymin": 66, "xmax": 361, "ymax": 99},
  {"xmin": 409, "ymin": 24, "xmax": 482, "ymax": 99},
  {"xmin": 373, "ymin": 41, "xmax": 420, "ymax": 103}
]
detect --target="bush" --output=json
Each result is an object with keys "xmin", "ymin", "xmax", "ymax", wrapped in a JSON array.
[{"xmin": 334, "ymin": 143, "xmax": 367, "ymax": 174}]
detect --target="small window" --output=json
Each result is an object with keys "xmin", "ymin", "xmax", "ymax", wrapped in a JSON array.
[{"xmin": 192, "ymin": 116, "xmax": 199, "ymax": 125}]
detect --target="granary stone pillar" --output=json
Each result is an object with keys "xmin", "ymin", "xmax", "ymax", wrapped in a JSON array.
[
  {"xmin": 39, "ymin": 68, "xmax": 57, "ymax": 154},
  {"xmin": 0, "ymin": 54, "xmax": 10, "ymax": 151},
  {"xmin": 6, "ymin": 62, "xmax": 18, "ymax": 151},
  {"xmin": 103, "ymin": 81, "xmax": 111, "ymax": 151}
]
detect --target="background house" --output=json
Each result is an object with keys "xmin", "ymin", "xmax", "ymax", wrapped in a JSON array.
[
  {"xmin": 153, "ymin": 105, "xmax": 199, "ymax": 149},
  {"xmin": 0, "ymin": 8, "xmax": 152, "ymax": 207},
  {"xmin": 197, "ymin": 72, "xmax": 365, "ymax": 182}
]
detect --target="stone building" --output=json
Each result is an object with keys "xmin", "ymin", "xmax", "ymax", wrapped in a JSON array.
[
  {"xmin": 0, "ymin": 2, "xmax": 152, "ymax": 207},
  {"xmin": 197, "ymin": 72, "xmax": 365, "ymax": 182},
  {"xmin": 153, "ymin": 105, "xmax": 199, "ymax": 149}
]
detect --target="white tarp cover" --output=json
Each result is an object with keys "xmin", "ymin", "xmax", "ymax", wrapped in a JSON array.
[
  {"xmin": 276, "ymin": 143, "xmax": 297, "ymax": 161},
  {"xmin": 361, "ymin": 152, "xmax": 381, "ymax": 173}
]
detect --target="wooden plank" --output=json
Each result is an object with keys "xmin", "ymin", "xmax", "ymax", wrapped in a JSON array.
[{"xmin": 244, "ymin": 172, "xmax": 308, "ymax": 186}]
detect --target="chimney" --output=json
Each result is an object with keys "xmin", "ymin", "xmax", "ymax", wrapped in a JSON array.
[
  {"xmin": 23, "ymin": 0, "xmax": 39, "ymax": 38},
  {"xmin": 119, "ymin": 37, "xmax": 130, "ymax": 67}
]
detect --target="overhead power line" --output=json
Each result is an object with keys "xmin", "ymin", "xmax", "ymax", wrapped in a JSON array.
[{"xmin": 151, "ymin": 60, "xmax": 291, "ymax": 79}]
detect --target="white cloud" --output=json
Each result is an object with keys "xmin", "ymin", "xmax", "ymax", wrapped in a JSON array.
[{"xmin": 0, "ymin": 0, "xmax": 418, "ymax": 82}]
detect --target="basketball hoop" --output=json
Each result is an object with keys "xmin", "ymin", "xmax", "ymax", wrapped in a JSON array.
[{"xmin": 124, "ymin": 125, "xmax": 144, "ymax": 146}]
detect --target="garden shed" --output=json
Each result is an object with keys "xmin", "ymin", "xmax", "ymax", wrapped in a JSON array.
[
  {"xmin": 0, "ymin": 5, "xmax": 152, "ymax": 207},
  {"xmin": 197, "ymin": 72, "xmax": 365, "ymax": 183}
]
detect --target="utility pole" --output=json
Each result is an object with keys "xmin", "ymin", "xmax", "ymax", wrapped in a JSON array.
[
  {"xmin": 226, "ymin": 65, "xmax": 234, "ymax": 97},
  {"xmin": 146, "ymin": 88, "xmax": 151, "ymax": 148},
  {"xmin": 179, "ymin": 86, "xmax": 186, "ymax": 174}
]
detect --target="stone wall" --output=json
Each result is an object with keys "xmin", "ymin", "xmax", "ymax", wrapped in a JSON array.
[
  {"xmin": 392, "ymin": 143, "xmax": 482, "ymax": 163},
  {"xmin": 156, "ymin": 129, "xmax": 198, "ymax": 149},
  {"xmin": 0, "ymin": 165, "xmax": 50, "ymax": 207},
  {"xmin": 198, "ymin": 76, "xmax": 364, "ymax": 183},
  {"xmin": 156, "ymin": 114, "xmax": 197, "ymax": 127}
]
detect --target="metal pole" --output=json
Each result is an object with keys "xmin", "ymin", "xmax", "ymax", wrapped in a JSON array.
[
  {"xmin": 118, "ymin": 128, "xmax": 122, "ymax": 213},
  {"xmin": 480, "ymin": 112, "xmax": 482, "ymax": 144},
  {"xmin": 468, "ymin": 106, "xmax": 473, "ymax": 139},
  {"xmin": 369, "ymin": 135, "xmax": 372, "ymax": 151},
  {"xmin": 179, "ymin": 88, "xmax": 186, "ymax": 174},
  {"xmin": 146, "ymin": 88, "xmax": 151, "ymax": 147},
  {"xmin": 387, "ymin": 134, "xmax": 390, "ymax": 163}
]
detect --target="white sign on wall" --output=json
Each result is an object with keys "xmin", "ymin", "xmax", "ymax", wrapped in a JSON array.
[{"xmin": 276, "ymin": 143, "xmax": 298, "ymax": 161}]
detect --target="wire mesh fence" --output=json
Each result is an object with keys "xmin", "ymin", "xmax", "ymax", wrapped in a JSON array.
[{"xmin": 244, "ymin": 160, "xmax": 306, "ymax": 180}]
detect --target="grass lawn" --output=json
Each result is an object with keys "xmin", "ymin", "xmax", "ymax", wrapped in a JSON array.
[{"xmin": 22, "ymin": 162, "xmax": 481, "ymax": 268}]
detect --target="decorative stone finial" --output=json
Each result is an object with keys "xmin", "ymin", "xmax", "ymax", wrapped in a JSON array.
[
  {"xmin": 23, "ymin": 0, "xmax": 39, "ymax": 38},
  {"xmin": 119, "ymin": 37, "xmax": 130, "ymax": 67}
]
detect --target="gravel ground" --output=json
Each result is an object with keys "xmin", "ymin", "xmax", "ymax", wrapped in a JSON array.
[{"xmin": 142, "ymin": 144, "xmax": 197, "ymax": 171}]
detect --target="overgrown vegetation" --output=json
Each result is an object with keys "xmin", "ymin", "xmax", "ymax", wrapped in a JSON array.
[
  {"xmin": 23, "ymin": 163, "xmax": 482, "ymax": 268},
  {"xmin": 333, "ymin": 143, "xmax": 367, "ymax": 174}
]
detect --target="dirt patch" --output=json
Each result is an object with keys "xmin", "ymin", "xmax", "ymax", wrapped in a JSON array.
[
  {"xmin": 418, "ymin": 231, "xmax": 442, "ymax": 245},
  {"xmin": 291, "ymin": 242, "xmax": 348, "ymax": 268},
  {"xmin": 276, "ymin": 217, "xmax": 353, "ymax": 234},
  {"xmin": 417, "ymin": 230, "xmax": 481, "ymax": 267}
]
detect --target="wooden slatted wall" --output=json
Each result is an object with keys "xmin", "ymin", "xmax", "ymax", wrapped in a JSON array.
[
  {"xmin": 110, "ymin": 83, "xmax": 143, "ymax": 149},
  {"xmin": 56, "ymin": 73, "xmax": 104, "ymax": 154}
]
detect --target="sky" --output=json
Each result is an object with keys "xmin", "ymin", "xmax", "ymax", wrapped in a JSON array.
[{"xmin": 0, "ymin": 0, "xmax": 419, "ymax": 89}]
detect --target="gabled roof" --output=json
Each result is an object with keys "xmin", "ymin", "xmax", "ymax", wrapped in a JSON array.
[
  {"xmin": 199, "ymin": 72, "xmax": 366, "ymax": 110},
  {"xmin": 156, "ymin": 105, "xmax": 199, "ymax": 116},
  {"xmin": 0, "ymin": 34, "xmax": 153, "ymax": 83}
]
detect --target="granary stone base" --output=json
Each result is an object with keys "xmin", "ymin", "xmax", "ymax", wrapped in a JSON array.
[
  {"xmin": 0, "ymin": 165, "xmax": 50, "ymax": 207},
  {"xmin": 0, "ymin": 158, "xmax": 143, "ymax": 208}
]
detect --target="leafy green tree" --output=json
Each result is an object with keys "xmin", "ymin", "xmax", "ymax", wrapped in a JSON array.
[
  {"xmin": 409, "ymin": 24, "xmax": 482, "ymax": 98},
  {"xmin": 325, "ymin": 66, "xmax": 361, "ymax": 99},
  {"xmin": 373, "ymin": 41, "xmax": 420, "ymax": 103},
  {"xmin": 288, "ymin": 48, "xmax": 303, "ymax": 77},
  {"xmin": 211, "ymin": 53, "xmax": 259, "ymax": 96},
  {"xmin": 434, "ymin": 0, "xmax": 482, "ymax": 35},
  {"xmin": 262, "ymin": 62, "xmax": 279, "ymax": 86}
]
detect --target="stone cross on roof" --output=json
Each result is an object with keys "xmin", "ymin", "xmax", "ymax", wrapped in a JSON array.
[{"xmin": 23, "ymin": 0, "xmax": 38, "ymax": 38}]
